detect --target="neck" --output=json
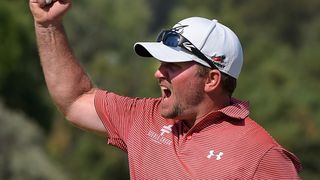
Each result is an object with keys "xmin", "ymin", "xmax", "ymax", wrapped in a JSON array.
[{"xmin": 183, "ymin": 93, "xmax": 231, "ymax": 128}]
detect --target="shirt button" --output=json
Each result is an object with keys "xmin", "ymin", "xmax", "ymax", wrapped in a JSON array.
[{"xmin": 186, "ymin": 135, "xmax": 192, "ymax": 140}]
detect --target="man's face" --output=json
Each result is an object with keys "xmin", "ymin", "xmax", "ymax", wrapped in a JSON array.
[{"xmin": 154, "ymin": 62, "xmax": 207, "ymax": 120}]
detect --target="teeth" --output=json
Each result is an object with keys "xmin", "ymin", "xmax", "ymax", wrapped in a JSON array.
[{"xmin": 160, "ymin": 85, "xmax": 171, "ymax": 98}]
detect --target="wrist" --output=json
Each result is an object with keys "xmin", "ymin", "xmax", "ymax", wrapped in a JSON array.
[
  {"xmin": 34, "ymin": 19, "xmax": 63, "ymax": 28},
  {"xmin": 34, "ymin": 21, "xmax": 64, "ymax": 35}
]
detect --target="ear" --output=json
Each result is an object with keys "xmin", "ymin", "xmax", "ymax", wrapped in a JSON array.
[{"xmin": 204, "ymin": 69, "xmax": 221, "ymax": 93}]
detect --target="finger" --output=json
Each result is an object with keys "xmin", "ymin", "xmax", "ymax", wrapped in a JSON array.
[
  {"xmin": 34, "ymin": 0, "xmax": 57, "ymax": 8},
  {"xmin": 45, "ymin": 0, "xmax": 53, "ymax": 5}
]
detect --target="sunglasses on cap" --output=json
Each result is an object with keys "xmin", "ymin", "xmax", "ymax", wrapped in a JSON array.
[{"xmin": 156, "ymin": 28, "xmax": 220, "ymax": 69}]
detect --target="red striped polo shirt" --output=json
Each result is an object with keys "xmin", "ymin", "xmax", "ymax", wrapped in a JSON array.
[{"xmin": 94, "ymin": 90, "xmax": 301, "ymax": 179}]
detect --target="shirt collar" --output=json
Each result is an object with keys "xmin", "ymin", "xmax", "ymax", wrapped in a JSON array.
[
  {"xmin": 218, "ymin": 98, "xmax": 250, "ymax": 119},
  {"xmin": 181, "ymin": 98, "xmax": 250, "ymax": 133}
]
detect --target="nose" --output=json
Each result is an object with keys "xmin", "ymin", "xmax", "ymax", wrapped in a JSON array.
[{"xmin": 154, "ymin": 63, "xmax": 167, "ymax": 80}]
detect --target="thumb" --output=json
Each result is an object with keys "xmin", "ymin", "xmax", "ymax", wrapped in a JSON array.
[
  {"xmin": 30, "ymin": 0, "xmax": 56, "ymax": 8},
  {"xmin": 29, "ymin": 0, "xmax": 72, "ymax": 26}
]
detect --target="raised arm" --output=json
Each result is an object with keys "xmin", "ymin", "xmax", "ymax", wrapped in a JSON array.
[{"xmin": 29, "ymin": 0, "xmax": 106, "ymax": 135}]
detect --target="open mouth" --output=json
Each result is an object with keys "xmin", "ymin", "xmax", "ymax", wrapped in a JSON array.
[{"xmin": 161, "ymin": 86, "xmax": 172, "ymax": 99}]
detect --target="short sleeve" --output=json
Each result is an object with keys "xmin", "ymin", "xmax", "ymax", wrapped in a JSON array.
[
  {"xmin": 253, "ymin": 146, "xmax": 302, "ymax": 179},
  {"xmin": 93, "ymin": 90, "xmax": 142, "ymax": 151},
  {"xmin": 94, "ymin": 90, "xmax": 161, "ymax": 152}
]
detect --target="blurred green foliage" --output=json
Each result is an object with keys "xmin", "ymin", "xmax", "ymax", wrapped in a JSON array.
[
  {"xmin": 0, "ymin": 102, "xmax": 68, "ymax": 179},
  {"xmin": 0, "ymin": 0, "xmax": 54, "ymax": 131},
  {"xmin": 0, "ymin": 0, "xmax": 320, "ymax": 179}
]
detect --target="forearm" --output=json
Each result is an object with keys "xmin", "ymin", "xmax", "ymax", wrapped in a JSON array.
[{"xmin": 35, "ymin": 22, "xmax": 94, "ymax": 114}]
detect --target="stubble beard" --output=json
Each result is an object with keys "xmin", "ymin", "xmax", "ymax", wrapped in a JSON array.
[
  {"xmin": 160, "ymin": 89, "xmax": 204, "ymax": 120},
  {"xmin": 161, "ymin": 102, "xmax": 183, "ymax": 119}
]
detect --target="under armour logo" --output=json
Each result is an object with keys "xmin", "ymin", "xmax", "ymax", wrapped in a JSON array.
[
  {"xmin": 160, "ymin": 125, "xmax": 173, "ymax": 136},
  {"xmin": 207, "ymin": 150, "xmax": 223, "ymax": 160}
]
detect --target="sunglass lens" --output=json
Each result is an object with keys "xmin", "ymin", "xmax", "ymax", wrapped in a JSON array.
[{"xmin": 163, "ymin": 33, "xmax": 180, "ymax": 47}]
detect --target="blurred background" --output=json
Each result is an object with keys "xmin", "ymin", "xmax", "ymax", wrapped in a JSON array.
[{"xmin": 1, "ymin": 0, "xmax": 320, "ymax": 179}]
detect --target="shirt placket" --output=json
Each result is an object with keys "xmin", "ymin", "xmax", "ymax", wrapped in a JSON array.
[{"xmin": 177, "ymin": 112, "xmax": 225, "ymax": 151}]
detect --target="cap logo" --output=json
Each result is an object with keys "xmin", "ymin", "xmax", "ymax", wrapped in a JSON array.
[
  {"xmin": 172, "ymin": 24, "xmax": 189, "ymax": 34},
  {"xmin": 211, "ymin": 55, "xmax": 225, "ymax": 62}
]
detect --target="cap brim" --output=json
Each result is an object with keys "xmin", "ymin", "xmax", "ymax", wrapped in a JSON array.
[{"xmin": 134, "ymin": 42, "xmax": 196, "ymax": 63}]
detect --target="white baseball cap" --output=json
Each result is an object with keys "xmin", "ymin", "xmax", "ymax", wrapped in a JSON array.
[{"xmin": 134, "ymin": 17, "xmax": 243, "ymax": 79}]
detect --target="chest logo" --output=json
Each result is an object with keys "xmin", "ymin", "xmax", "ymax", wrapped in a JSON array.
[
  {"xmin": 207, "ymin": 150, "xmax": 224, "ymax": 160},
  {"xmin": 147, "ymin": 125, "xmax": 173, "ymax": 145},
  {"xmin": 160, "ymin": 125, "xmax": 173, "ymax": 136}
]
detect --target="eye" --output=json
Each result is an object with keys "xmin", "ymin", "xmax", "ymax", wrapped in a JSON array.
[
  {"xmin": 159, "ymin": 62, "xmax": 185, "ymax": 75},
  {"xmin": 167, "ymin": 63, "xmax": 182, "ymax": 71}
]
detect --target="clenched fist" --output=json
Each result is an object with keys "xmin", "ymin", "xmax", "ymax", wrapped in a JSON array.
[{"xmin": 29, "ymin": 0, "xmax": 72, "ymax": 26}]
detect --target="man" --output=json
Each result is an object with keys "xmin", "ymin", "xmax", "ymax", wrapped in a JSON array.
[{"xmin": 29, "ymin": 0, "xmax": 301, "ymax": 179}]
